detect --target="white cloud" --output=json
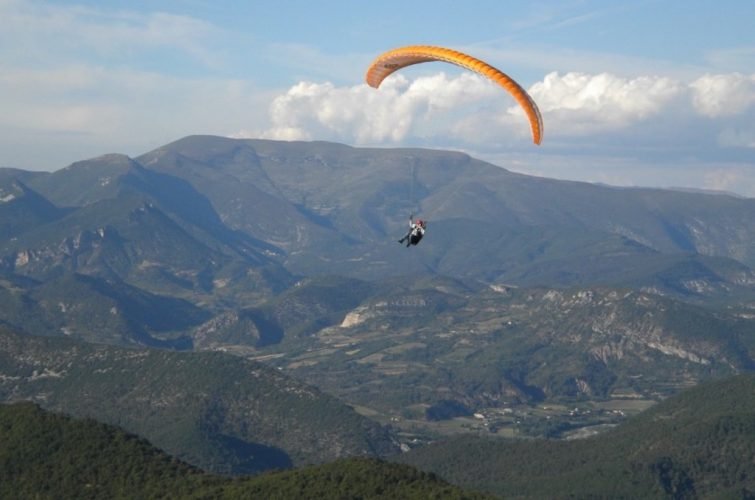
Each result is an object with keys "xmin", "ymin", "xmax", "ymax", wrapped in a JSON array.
[
  {"xmin": 249, "ymin": 69, "xmax": 755, "ymax": 197},
  {"xmin": 529, "ymin": 72, "xmax": 684, "ymax": 134},
  {"xmin": 259, "ymin": 70, "xmax": 755, "ymax": 146},
  {"xmin": 259, "ymin": 73, "xmax": 503, "ymax": 144},
  {"xmin": 690, "ymin": 73, "xmax": 755, "ymax": 117}
]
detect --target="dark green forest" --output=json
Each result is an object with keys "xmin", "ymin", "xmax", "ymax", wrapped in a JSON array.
[{"xmin": 0, "ymin": 402, "xmax": 488, "ymax": 499}]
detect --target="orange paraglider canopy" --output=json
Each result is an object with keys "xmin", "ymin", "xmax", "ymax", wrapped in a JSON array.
[{"xmin": 365, "ymin": 45, "xmax": 543, "ymax": 145}]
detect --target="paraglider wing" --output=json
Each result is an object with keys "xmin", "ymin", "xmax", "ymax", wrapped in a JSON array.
[{"xmin": 365, "ymin": 45, "xmax": 543, "ymax": 145}]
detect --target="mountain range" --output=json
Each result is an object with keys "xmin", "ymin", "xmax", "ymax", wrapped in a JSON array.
[
  {"xmin": 0, "ymin": 135, "xmax": 753, "ymax": 482},
  {"xmin": 0, "ymin": 135, "xmax": 752, "ymax": 346},
  {"xmin": 1, "ymin": 135, "xmax": 753, "ymax": 290},
  {"xmin": 1, "ymin": 136, "xmax": 753, "ymax": 410}
]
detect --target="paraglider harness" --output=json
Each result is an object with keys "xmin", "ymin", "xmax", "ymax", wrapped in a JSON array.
[{"xmin": 398, "ymin": 215, "xmax": 426, "ymax": 247}]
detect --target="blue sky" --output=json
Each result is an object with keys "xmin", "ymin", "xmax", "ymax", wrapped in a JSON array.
[{"xmin": 1, "ymin": 0, "xmax": 754, "ymax": 195}]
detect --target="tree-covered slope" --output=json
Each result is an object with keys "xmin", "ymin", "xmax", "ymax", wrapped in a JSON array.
[
  {"xmin": 0, "ymin": 328, "xmax": 399, "ymax": 475},
  {"xmin": 0, "ymin": 402, "xmax": 209, "ymax": 499},
  {"xmin": 0, "ymin": 402, "xmax": 487, "ymax": 499},
  {"xmin": 398, "ymin": 373, "xmax": 755, "ymax": 498}
]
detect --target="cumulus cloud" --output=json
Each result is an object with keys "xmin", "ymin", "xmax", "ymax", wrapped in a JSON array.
[
  {"xmin": 250, "ymin": 69, "xmax": 755, "ymax": 196},
  {"xmin": 256, "ymin": 69, "xmax": 755, "ymax": 151},
  {"xmin": 528, "ymin": 72, "xmax": 684, "ymax": 134},
  {"xmin": 690, "ymin": 73, "xmax": 755, "ymax": 117},
  {"xmin": 259, "ymin": 73, "xmax": 502, "ymax": 144}
]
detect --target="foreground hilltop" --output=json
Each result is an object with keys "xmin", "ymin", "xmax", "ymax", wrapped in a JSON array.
[
  {"xmin": 0, "ymin": 402, "xmax": 487, "ymax": 499},
  {"xmin": 0, "ymin": 328, "xmax": 398, "ymax": 475}
]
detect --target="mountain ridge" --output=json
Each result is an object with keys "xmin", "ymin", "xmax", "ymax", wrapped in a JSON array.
[{"xmin": 1, "ymin": 135, "xmax": 751, "ymax": 292}]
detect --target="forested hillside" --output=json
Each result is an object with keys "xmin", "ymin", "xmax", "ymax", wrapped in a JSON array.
[
  {"xmin": 0, "ymin": 402, "xmax": 488, "ymax": 499},
  {"xmin": 399, "ymin": 374, "xmax": 755, "ymax": 498}
]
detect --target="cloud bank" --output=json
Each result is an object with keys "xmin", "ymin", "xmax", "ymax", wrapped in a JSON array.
[
  {"xmin": 256, "ymin": 71, "xmax": 755, "ymax": 148},
  {"xmin": 238, "ymin": 70, "xmax": 755, "ymax": 196}
]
